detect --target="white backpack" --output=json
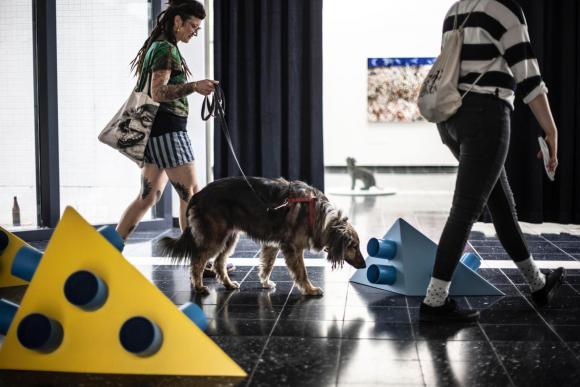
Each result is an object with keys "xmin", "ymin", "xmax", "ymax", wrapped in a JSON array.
[{"xmin": 418, "ymin": 0, "xmax": 492, "ymax": 123}]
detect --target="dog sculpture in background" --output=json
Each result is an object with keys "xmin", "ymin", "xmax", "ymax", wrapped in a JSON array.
[{"xmin": 346, "ymin": 157, "xmax": 377, "ymax": 190}]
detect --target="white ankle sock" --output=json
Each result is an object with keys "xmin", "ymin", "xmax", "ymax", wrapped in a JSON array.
[
  {"xmin": 515, "ymin": 256, "xmax": 546, "ymax": 292},
  {"xmin": 423, "ymin": 277, "xmax": 451, "ymax": 307}
]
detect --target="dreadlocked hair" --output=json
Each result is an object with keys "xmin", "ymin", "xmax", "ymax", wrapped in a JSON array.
[{"xmin": 130, "ymin": 0, "xmax": 205, "ymax": 79}]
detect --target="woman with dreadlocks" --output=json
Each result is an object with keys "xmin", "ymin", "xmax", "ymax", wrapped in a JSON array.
[{"xmin": 116, "ymin": 0, "xmax": 217, "ymax": 241}]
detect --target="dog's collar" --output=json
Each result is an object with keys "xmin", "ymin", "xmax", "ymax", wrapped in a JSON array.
[{"xmin": 287, "ymin": 196, "xmax": 317, "ymax": 230}]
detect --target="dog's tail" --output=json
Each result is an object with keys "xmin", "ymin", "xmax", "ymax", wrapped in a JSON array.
[{"xmin": 157, "ymin": 227, "xmax": 197, "ymax": 265}]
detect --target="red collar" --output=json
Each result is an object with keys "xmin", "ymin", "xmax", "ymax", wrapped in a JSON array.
[{"xmin": 287, "ymin": 196, "xmax": 317, "ymax": 230}]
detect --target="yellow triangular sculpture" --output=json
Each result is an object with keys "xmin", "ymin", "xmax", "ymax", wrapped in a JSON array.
[
  {"xmin": 0, "ymin": 226, "xmax": 29, "ymax": 288},
  {"xmin": 0, "ymin": 207, "xmax": 246, "ymax": 377}
]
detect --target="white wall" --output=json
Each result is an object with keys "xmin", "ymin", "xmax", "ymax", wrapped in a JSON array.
[{"xmin": 323, "ymin": 0, "xmax": 458, "ymax": 166}]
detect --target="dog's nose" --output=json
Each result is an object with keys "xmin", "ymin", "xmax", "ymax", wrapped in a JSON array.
[{"xmin": 357, "ymin": 260, "xmax": 367, "ymax": 269}]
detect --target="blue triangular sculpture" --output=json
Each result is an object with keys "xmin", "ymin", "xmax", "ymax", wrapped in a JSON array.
[{"xmin": 350, "ymin": 218, "xmax": 504, "ymax": 296}]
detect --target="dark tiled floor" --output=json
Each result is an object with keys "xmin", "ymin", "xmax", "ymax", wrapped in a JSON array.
[
  {"xmin": 3, "ymin": 171, "xmax": 580, "ymax": 386},
  {"xmin": 3, "ymin": 229, "xmax": 580, "ymax": 386}
]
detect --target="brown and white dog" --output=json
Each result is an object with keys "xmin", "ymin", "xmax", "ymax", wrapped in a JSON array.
[{"xmin": 158, "ymin": 176, "xmax": 366, "ymax": 296}]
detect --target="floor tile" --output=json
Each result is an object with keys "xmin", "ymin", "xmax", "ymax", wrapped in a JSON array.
[
  {"xmin": 272, "ymin": 319, "xmax": 343, "ymax": 338},
  {"xmin": 337, "ymin": 339, "xmax": 422, "ymax": 385},
  {"xmin": 480, "ymin": 324, "xmax": 559, "ymax": 341},
  {"xmin": 250, "ymin": 337, "xmax": 341, "ymax": 387},
  {"xmin": 341, "ymin": 321, "xmax": 413, "ymax": 340},
  {"xmin": 420, "ymin": 358, "xmax": 511, "ymax": 387},
  {"xmin": 493, "ymin": 341, "xmax": 580, "ymax": 386}
]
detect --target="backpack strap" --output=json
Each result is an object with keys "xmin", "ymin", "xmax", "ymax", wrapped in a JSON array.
[
  {"xmin": 136, "ymin": 42, "xmax": 158, "ymax": 94},
  {"xmin": 455, "ymin": 0, "xmax": 483, "ymax": 30}
]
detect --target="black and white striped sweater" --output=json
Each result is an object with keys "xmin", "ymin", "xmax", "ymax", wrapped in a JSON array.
[{"xmin": 443, "ymin": 0, "xmax": 547, "ymax": 109}]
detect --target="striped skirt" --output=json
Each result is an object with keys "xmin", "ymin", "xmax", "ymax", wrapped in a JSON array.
[{"xmin": 144, "ymin": 131, "xmax": 195, "ymax": 169}]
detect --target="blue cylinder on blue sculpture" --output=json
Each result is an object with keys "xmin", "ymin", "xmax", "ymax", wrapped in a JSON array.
[
  {"xmin": 11, "ymin": 245, "xmax": 43, "ymax": 282},
  {"xmin": 460, "ymin": 252, "xmax": 481, "ymax": 271},
  {"xmin": 179, "ymin": 302, "xmax": 208, "ymax": 331},
  {"xmin": 367, "ymin": 238, "xmax": 397, "ymax": 259},
  {"xmin": 64, "ymin": 270, "xmax": 109, "ymax": 311},
  {"xmin": 17, "ymin": 313, "xmax": 64, "ymax": 353},
  {"xmin": 0, "ymin": 298, "xmax": 19, "ymax": 336},
  {"xmin": 119, "ymin": 316, "xmax": 163, "ymax": 357},
  {"xmin": 367, "ymin": 264, "xmax": 397, "ymax": 285},
  {"xmin": 97, "ymin": 225, "xmax": 125, "ymax": 252}
]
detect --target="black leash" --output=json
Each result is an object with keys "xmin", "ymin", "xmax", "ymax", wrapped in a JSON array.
[{"xmin": 202, "ymin": 85, "xmax": 284, "ymax": 212}]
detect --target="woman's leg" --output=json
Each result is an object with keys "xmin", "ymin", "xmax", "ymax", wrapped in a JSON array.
[
  {"xmin": 164, "ymin": 161, "xmax": 200, "ymax": 231},
  {"xmin": 486, "ymin": 169, "xmax": 565, "ymax": 302},
  {"xmin": 116, "ymin": 163, "xmax": 168, "ymax": 240},
  {"xmin": 431, "ymin": 103, "xmax": 510, "ymax": 282},
  {"xmin": 421, "ymin": 98, "xmax": 510, "ymax": 322},
  {"xmin": 486, "ymin": 169, "xmax": 530, "ymax": 261}
]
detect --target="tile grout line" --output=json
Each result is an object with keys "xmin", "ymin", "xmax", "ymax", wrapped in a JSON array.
[
  {"xmin": 213, "ymin": 265, "xmax": 258, "ymax": 316},
  {"xmin": 540, "ymin": 237, "xmax": 579, "ymax": 262},
  {"xmin": 469, "ymin": 243, "xmax": 533, "ymax": 386},
  {"xmin": 499, "ymin": 272, "xmax": 580, "ymax": 364},
  {"xmin": 244, "ymin": 281, "xmax": 297, "ymax": 386},
  {"xmin": 405, "ymin": 297, "xmax": 427, "ymax": 387},
  {"xmin": 475, "ymin": 320, "xmax": 517, "ymax": 387},
  {"xmin": 333, "ymin": 283, "xmax": 352, "ymax": 386},
  {"xmin": 468, "ymin": 243, "xmax": 517, "ymax": 386}
]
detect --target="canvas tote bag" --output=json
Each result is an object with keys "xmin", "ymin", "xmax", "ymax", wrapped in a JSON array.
[
  {"xmin": 418, "ymin": 0, "xmax": 487, "ymax": 123},
  {"xmin": 98, "ymin": 48, "xmax": 159, "ymax": 167}
]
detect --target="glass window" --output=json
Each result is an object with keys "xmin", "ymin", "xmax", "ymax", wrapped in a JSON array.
[
  {"xmin": 0, "ymin": 1, "xmax": 37, "ymax": 230},
  {"xmin": 56, "ymin": 0, "xmax": 151, "ymax": 224}
]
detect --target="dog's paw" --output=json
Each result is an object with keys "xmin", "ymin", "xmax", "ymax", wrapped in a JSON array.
[
  {"xmin": 261, "ymin": 280, "xmax": 276, "ymax": 289},
  {"xmin": 195, "ymin": 286, "xmax": 210, "ymax": 295},
  {"xmin": 305, "ymin": 287, "xmax": 324, "ymax": 296},
  {"xmin": 225, "ymin": 281, "xmax": 240, "ymax": 290}
]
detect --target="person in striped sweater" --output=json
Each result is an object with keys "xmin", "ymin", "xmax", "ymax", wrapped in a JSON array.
[{"xmin": 420, "ymin": 0, "xmax": 565, "ymax": 323}]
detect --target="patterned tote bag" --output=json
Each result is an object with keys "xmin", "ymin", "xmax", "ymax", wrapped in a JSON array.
[{"xmin": 99, "ymin": 48, "xmax": 159, "ymax": 167}]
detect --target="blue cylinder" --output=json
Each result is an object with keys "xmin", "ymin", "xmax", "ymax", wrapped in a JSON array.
[
  {"xmin": 0, "ymin": 298, "xmax": 19, "ymax": 336},
  {"xmin": 367, "ymin": 264, "xmax": 397, "ymax": 285},
  {"xmin": 17, "ymin": 313, "xmax": 63, "ymax": 353},
  {"xmin": 11, "ymin": 245, "xmax": 43, "ymax": 282},
  {"xmin": 0, "ymin": 230, "xmax": 8, "ymax": 253},
  {"xmin": 179, "ymin": 302, "xmax": 208, "ymax": 331},
  {"xmin": 64, "ymin": 271, "xmax": 108, "ymax": 311},
  {"xmin": 460, "ymin": 252, "xmax": 481, "ymax": 271},
  {"xmin": 367, "ymin": 238, "xmax": 397, "ymax": 259},
  {"xmin": 119, "ymin": 316, "xmax": 163, "ymax": 357},
  {"xmin": 97, "ymin": 225, "xmax": 125, "ymax": 252}
]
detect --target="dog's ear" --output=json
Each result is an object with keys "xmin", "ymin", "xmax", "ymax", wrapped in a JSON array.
[
  {"xmin": 325, "ymin": 223, "xmax": 348, "ymax": 269},
  {"xmin": 326, "ymin": 238, "xmax": 346, "ymax": 269}
]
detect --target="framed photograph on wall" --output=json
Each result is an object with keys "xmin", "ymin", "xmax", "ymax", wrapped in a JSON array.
[{"xmin": 367, "ymin": 57, "xmax": 435, "ymax": 123}]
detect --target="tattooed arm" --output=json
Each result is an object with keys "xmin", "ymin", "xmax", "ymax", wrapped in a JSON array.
[
  {"xmin": 151, "ymin": 69, "xmax": 195, "ymax": 102},
  {"xmin": 151, "ymin": 70, "xmax": 218, "ymax": 102}
]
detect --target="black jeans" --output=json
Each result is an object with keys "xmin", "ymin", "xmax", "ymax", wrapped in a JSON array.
[{"xmin": 433, "ymin": 93, "xmax": 530, "ymax": 281}]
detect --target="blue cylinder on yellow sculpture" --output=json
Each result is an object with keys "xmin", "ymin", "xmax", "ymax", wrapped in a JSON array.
[
  {"xmin": 11, "ymin": 245, "xmax": 43, "ymax": 282},
  {"xmin": 97, "ymin": 225, "xmax": 125, "ymax": 252},
  {"xmin": 180, "ymin": 302, "xmax": 208, "ymax": 331},
  {"xmin": 367, "ymin": 238, "xmax": 397, "ymax": 259},
  {"xmin": 119, "ymin": 316, "xmax": 164, "ymax": 357},
  {"xmin": 17, "ymin": 313, "xmax": 64, "ymax": 353},
  {"xmin": 0, "ymin": 298, "xmax": 18, "ymax": 336},
  {"xmin": 64, "ymin": 270, "xmax": 109, "ymax": 311}
]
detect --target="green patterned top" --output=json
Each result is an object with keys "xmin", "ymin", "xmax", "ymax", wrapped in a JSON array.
[{"xmin": 138, "ymin": 40, "xmax": 189, "ymax": 117}]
